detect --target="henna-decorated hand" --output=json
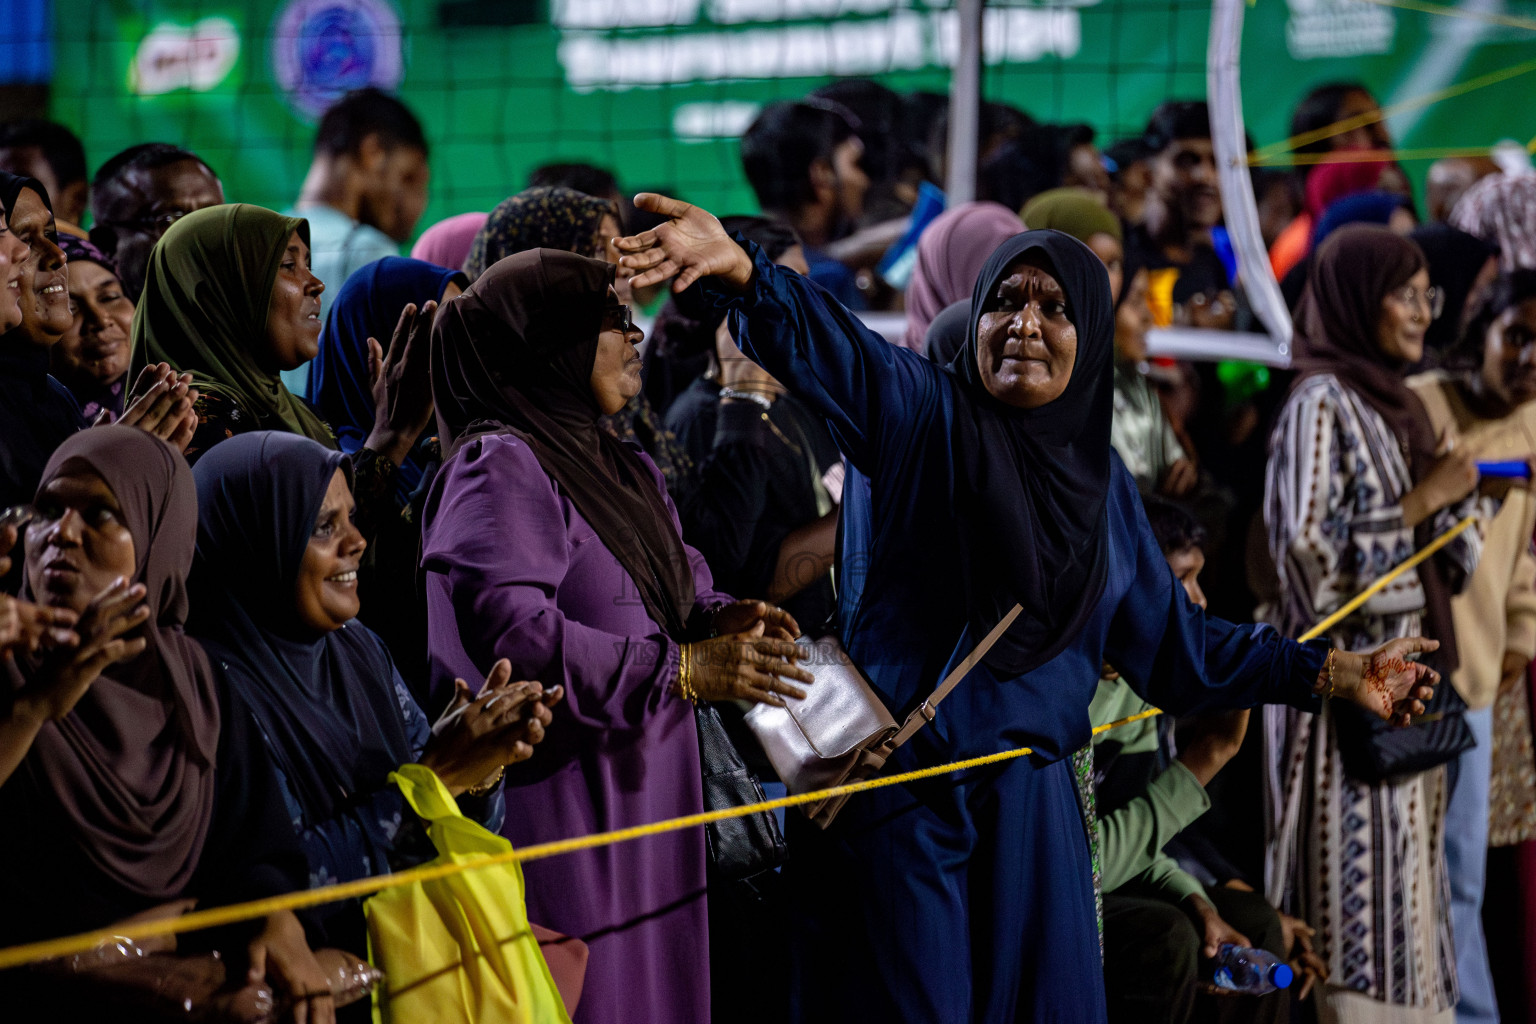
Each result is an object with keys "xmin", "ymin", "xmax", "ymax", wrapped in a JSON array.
[{"xmin": 1325, "ymin": 636, "xmax": 1441, "ymax": 726}]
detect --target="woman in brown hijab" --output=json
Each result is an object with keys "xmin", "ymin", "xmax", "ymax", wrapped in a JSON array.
[
  {"xmin": 1264, "ymin": 225, "xmax": 1483, "ymax": 1023},
  {"xmin": 0, "ymin": 426, "xmax": 347, "ymax": 1022}
]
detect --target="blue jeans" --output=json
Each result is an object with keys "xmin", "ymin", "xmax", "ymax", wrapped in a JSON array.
[{"xmin": 1446, "ymin": 705, "xmax": 1498, "ymax": 1023}]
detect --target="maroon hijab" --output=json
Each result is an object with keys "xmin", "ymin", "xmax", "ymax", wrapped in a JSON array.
[
  {"xmin": 1290, "ymin": 225, "xmax": 1458, "ymax": 671},
  {"xmin": 15, "ymin": 425, "xmax": 220, "ymax": 899}
]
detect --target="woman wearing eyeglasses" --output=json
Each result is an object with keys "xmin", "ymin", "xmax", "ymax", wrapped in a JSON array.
[
  {"xmin": 422, "ymin": 248, "xmax": 812, "ymax": 1024},
  {"xmin": 1265, "ymin": 225, "xmax": 1482, "ymax": 1023},
  {"xmin": 1409, "ymin": 269, "xmax": 1536, "ymax": 1024}
]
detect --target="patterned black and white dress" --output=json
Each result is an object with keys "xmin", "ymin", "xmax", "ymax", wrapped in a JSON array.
[{"xmin": 1262, "ymin": 372, "xmax": 1481, "ymax": 1022}]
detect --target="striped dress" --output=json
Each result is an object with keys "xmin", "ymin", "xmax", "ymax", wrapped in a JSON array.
[{"xmin": 1262, "ymin": 372, "xmax": 1480, "ymax": 1020}]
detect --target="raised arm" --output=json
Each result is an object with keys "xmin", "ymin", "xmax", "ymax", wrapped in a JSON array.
[{"xmin": 616, "ymin": 193, "xmax": 937, "ymax": 470}]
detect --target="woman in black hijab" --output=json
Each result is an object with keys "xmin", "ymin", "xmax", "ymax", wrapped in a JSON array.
[
  {"xmin": 190, "ymin": 430, "xmax": 556, "ymax": 957},
  {"xmin": 617, "ymin": 195, "xmax": 1446, "ymax": 1023}
]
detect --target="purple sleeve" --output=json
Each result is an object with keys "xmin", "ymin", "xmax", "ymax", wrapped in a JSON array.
[{"xmin": 425, "ymin": 436, "xmax": 713, "ymax": 733}]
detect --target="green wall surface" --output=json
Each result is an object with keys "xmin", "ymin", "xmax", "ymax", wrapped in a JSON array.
[{"xmin": 47, "ymin": 0, "xmax": 1536, "ymax": 238}]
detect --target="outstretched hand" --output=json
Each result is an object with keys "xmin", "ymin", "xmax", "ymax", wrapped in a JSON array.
[
  {"xmin": 614, "ymin": 193, "xmax": 756, "ymax": 293},
  {"xmin": 1330, "ymin": 636, "xmax": 1441, "ymax": 726}
]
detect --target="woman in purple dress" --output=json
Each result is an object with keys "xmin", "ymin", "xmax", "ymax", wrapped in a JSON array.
[{"xmin": 421, "ymin": 247, "xmax": 812, "ymax": 1024}]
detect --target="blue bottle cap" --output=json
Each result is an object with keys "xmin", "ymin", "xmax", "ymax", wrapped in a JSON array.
[{"xmin": 1271, "ymin": 963, "xmax": 1294, "ymax": 989}]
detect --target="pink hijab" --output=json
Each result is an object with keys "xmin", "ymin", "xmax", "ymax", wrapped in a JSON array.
[
  {"xmin": 902, "ymin": 201, "xmax": 1022, "ymax": 351},
  {"xmin": 410, "ymin": 211, "xmax": 489, "ymax": 272}
]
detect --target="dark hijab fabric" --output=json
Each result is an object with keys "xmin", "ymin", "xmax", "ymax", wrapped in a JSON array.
[
  {"xmin": 190, "ymin": 431, "xmax": 412, "ymax": 820},
  {"xmin": 1410, "ymin": 223, "xmax": 1500, "ymax": 358},
  {"xmin": 13, "ymin": 426, "xmax": 220, "ymax": 899},
  {"xmin": 1290, "ymin": 225, "xmax": 1459, "ymax": 671},
  {"xmin": 307, "ymin": 256, "xmax": 465, "ymax": 501},
  {"xmin": 462, "ymin": 186, "xmax": 618, "ymax": 283},
  {"xmin": 432, "ymin": 248, "xmax": 697, "ymax": 636},
  {"xmin": 1312, "ymin": 191, "xmax": 1412, "ymax": 252},
  {"xmin": 941, "ymin": 229, "xmax": 1115, "ymax": 676},
  {"xmin": 131, "ymin": 204, "xmax": 334, "ymax": 444},
  {"xmin": 0, "ymin": 172, "xmax": 85, "ymax": 521}
]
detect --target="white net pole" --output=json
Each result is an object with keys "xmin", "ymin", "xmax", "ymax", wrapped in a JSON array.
[{"xmin": 945, "ymin": 0, "xmax": 984, "ymax": 205}]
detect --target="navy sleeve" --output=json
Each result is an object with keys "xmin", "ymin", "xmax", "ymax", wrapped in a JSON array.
[
  {"xmin": 1103, "ymin": 471, "xmax": 1327, "ymax": 715},
  {"xmin": 678, "ymin": 244, "xmax": 938, "ymax": 472}
]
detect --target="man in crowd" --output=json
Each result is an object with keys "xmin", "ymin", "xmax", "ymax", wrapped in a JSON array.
[
  {"xmin": 285, "ymin": 87, "xmax": 430, "ymax": 392},
  {"xmin": 1125, "ymin": 101, "xmax": 1234, "ymax": 330},
  {"xmin": 0, "ymin": 119, "xmax": 90, "ymax": 234},
  {"xmin": 740, "ymin": 100, "xmax": 870, "ymax": 309},
  {"xmin": 88, "ymin": 142, "xmax": 224, "ymax": 302}
]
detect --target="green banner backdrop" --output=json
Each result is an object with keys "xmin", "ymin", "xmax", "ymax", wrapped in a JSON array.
[{"xmin": 47, "ymin": 0, "xmax": 1536, "ymax": 235}]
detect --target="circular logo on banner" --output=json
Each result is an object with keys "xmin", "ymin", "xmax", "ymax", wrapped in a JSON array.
[{"xmin": 272, "ymin": 0, "xmax": 404, "ymax": 119}]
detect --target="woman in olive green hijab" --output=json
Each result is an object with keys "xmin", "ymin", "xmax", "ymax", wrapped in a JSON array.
[{"xmin": 130, "ymin": 204, "xmax": 336, "ymax": 456}]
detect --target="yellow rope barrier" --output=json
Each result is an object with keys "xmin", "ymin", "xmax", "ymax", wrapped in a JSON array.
[
  {"xmin": 1248, "ymin": 57, "xmax": 1536, "ymax": 163},
  {"xmin": 1250, "ymin": 146, "xmax": 1514, "ymax": 168},
  {"xmin": 0, "ymin": 518, "xmax": 1477, "ymax": 972},
  {"xmin": 1355, "ymin": 0, "xmax": 1536, "ymax": 34}
]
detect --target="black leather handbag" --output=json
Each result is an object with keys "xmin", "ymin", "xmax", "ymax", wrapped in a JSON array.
[
  {"xmin": 1333, "ymin": 673, "xmax": 1476, "ymax": 783},
  {"xmin": 696, "ymin": 702, "xmax": 787, "ymax": 881}
]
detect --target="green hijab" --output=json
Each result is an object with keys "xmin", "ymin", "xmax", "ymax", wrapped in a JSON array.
[
  {"xmin": 130, "ymin": 204, "xmax": 334, "ymax": 445},
  {"xmin": 1021, "ymin": 188, "xmax": 1122, "ymax": 245}
]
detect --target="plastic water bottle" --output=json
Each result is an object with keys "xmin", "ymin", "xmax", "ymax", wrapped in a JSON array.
[{"xmin": 1210, "ymin": 943, "xmax": 1294, "ymax": 994}]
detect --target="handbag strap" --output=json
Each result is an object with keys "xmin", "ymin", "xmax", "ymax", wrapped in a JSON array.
[{"xmin": 887, "ymin": 604, "xmax": 1023, "ymax": 750}]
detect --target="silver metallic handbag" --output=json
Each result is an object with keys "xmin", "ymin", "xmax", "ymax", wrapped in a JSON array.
[{"xmin": 744, "ymin": 605, "xmax": 1021, "ymax": 828}]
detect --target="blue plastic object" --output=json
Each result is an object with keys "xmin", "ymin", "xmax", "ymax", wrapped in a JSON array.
[{"xmin": 1478, "ymin": 460, "xmax": 1532, "ymax": 479}]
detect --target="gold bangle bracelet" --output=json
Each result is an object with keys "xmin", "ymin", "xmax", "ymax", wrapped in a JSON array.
[
  {"xmin": 678, "ymin": 643, "xmax": 697, "ymax": 703},
  {"xmin": 1323, "ymin": 648, "xmax": 1337, "ymax": 700},
  {"xmin": 466, "ymin": 765, "xmax": 505, "ymax": 797}
]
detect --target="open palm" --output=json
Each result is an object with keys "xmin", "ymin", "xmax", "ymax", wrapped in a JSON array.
[
  {"xmin": 615, "ymin": 193, "xmax": 755, "ymax": 292},
  {"xmin": 1340, "ymin": 635, "xmax": 1441, "ymax": 726}
]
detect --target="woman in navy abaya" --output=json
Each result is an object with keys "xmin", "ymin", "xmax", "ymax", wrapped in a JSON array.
[{"xmin": 617, "ymin": 195, "xmax": 1442, "ymax": 1024}]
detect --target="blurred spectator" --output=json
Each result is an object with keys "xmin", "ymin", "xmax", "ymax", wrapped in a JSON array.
[
  {"xmin": 1410, "ymin": 269, "xmax": 1536, "ymax": 1024},
  {"xmin": 1270, "ymin": 83, "xmax": 1393, "ymax": 281},
  {"xmin": 1105, "ymin": 136, "xmax": 1154, "ymax": 227},
  {"xmin": 53, "ymin": 234, "xmax": 131, "ymax": 422},
  {"xmin": 464, "ymin": 186, "xmax": 618, "ymax": 283},
  {"xmin": 0, "ymin": 119, "xmax": 89, "ymax": 233},
  {"xmin": 1409, "ymin": 222, "xmax": 1500, "ymax": 363},
  {"xmin": 409, "ymin": 210, "xmax": 487, "ymax": 271},
  {"xmin": 1252, "ymin": 168, "xmax": 1303, "ymax": 251},
  {"xmin": 1128, "ymin": 102, "xmax": 1233, "ymax": 331},
  {"xmin": 1022, "ymin": 187, "xmax": 1123, "ymax": 299},
  {"xmin": 809, "ymin": 79, "xmax": 924, "ymax": 222},
  {"xmin": 1426, "ymin": 157, "xmax": 1500, "ymax": 224},
  {"xmin": 286, "ymin": 87, "xmax": 429, "ymax": 393},
  {"xmin": 903, "ymin": 201, "xmax": 1021, "ymax": 352},
  {"xmin": 88, "ymin": 142, "xmax": 223, "ymax": 302},
  {"xmin": 1450, "ymin": 172, "xmax": 1536, "ymax": 271},
  {"xmin": 741, "ymin": 100, "xmax": 870, "ymax": 309}
]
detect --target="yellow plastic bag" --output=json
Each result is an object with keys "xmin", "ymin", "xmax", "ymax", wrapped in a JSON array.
[{"xmin": 365, "ymin": 764, "xmax": 573, "ymax": 1024}]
